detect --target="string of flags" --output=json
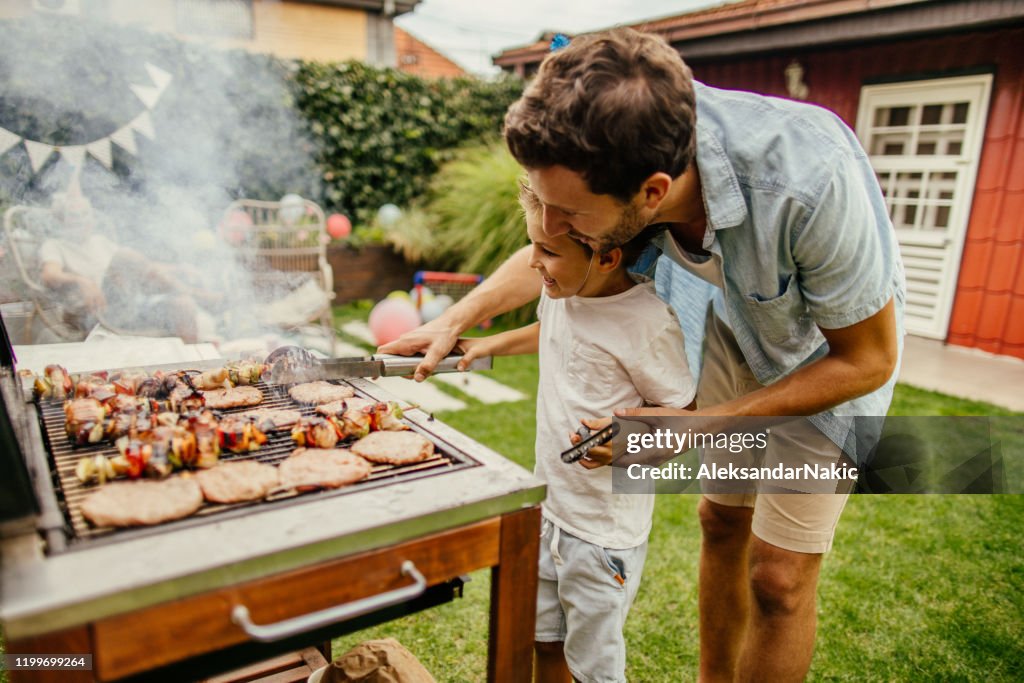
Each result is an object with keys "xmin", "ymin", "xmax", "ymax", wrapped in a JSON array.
[{"xmin": 0, "ymin": 61, "xmax": 172, "ymax": 177}]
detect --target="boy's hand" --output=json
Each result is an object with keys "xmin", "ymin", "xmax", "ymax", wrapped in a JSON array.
[
  {"xmin": 454, "ymin": 337, "xmax": 491, "ymax": 371},
  {"xmin": 569, "ymin": 417, "xmax": 614, "ymax": 469}
]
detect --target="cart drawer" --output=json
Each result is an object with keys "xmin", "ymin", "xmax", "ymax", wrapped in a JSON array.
[{"xmin": 92, "ymin": 518, "xmax": 501, "ymax": 680}]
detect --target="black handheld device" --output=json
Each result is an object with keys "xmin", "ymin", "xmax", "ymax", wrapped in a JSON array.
[{"xmin": 560, "ymin": 422, "xmax": 620, "ymax": 464}]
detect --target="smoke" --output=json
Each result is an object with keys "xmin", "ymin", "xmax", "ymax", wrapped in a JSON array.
[{"xmin": 0, "ymin": 10, "xmax": 327, "ymax": 352}]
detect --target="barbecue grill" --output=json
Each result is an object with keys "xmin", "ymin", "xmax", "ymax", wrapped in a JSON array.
[{"xmin": 0, "ymin": 318, "xmax": 544, "ymax": 682}]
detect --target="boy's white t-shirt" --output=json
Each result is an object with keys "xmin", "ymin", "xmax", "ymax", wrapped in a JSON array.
[{"xmin": 535, "ymin": 278, "xmax": 696, "ymax": 549}]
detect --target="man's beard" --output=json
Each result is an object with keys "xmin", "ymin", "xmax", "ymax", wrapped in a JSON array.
[{"xmin": 594, "ymin": 200, "xmax": 649, "ymax": 253}]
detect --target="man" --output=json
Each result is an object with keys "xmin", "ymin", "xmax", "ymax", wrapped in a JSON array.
[
  {"xmin": 39, "ymin": 191, "xmax": 212, "ymax": 343},
  {"xmin": 381, "ymin": 29, "xmax": 904, "ymax": 682}
]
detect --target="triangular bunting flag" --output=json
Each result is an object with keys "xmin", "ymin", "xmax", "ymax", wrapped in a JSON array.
[
  {"xmin": 59, "ymin": 145, "xmax": 86, "ymax": 170},
  {"xmin": 144, "ymin": 62, "xmax": 172, "ymax": 95},
  {"xmin": 24, "ymin": 139, "xmax": 56, "ymax": 173},
  {"xmin": 130, "ymin": 111, "xmax": 156, "ymax": 140},
  {"xmin": 86, "ymin": 139, "xmax": 112, "ymax": 170},
  {"xmin": 0, "ymin": 128, "xmax": 21, "ymax": 156},
  {"xmin": 130, "ymin": 83, "xmax": 161, "ymax": 110},
  {"xmin": 109, "ymin": 125, "xmax": 138, "ymax": 156}
]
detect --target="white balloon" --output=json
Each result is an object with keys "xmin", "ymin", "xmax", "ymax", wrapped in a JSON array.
[
  {"xmin": 419, "ymin": 298, "xmax": 449, "ymax": 323},
  {"xmin": 434, "ymin": 294, "xmax": 454, "ymax": 311},
  {"xmin": 279, "ymin": 194, "xmax": 304, "ymax": 223},
  {"xmin": 377, "ymin": 203, "xmax": 403, "ymax": 228},
  {"xmin": 409, "ymin": 286, "xmax": 434, "ymax": 305}
]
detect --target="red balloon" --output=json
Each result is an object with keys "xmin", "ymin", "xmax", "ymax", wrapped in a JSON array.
[{"xmin": 326, "ymin": 213, "xmax": 352, "ymax": 239}]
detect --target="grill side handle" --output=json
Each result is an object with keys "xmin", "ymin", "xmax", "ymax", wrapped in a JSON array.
[{"xmin": 231, "ymin": 560, "xmax": 427, "ymax": 642}]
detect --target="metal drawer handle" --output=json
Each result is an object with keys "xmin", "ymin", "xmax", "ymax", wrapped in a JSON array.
[{"xmin": 231, "ymin": 560, "xmax": 427, "ymax": 642}]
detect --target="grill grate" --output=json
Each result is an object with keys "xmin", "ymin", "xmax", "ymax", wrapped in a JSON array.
[{"xmin": 36, "ymin": 380, "xmax": 478, "ymax": 548}]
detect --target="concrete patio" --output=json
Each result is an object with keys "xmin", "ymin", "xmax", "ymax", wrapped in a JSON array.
[{"xmin": 898, "ymin": 335, "xmax": 1024, "ymax": 412}]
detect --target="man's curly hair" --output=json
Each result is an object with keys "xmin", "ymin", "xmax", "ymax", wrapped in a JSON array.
[{"xmin": 505, "ymin": 28, "xmax": 697, "ymax": 204}]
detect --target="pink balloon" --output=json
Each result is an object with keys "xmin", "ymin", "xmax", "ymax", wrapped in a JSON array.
[
  {"xmin": 368, "ymin": 299, "xmax": 421, "ymax": 346},
  {"xmin": 219, "ymin": 209, "xmax": 252, "ymax": 246},
  {"xmin": 224, "ymin": 209, "xmax": 253, "ymax": 228},
  {"xmin": 326, "ymin": 213, "xmax": 352, "ymax": 239}
]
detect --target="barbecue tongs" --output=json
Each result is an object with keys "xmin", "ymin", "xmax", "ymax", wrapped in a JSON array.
[{"xmin": 264, "ymin": 346, "xmax": 491, "ymax": 385}]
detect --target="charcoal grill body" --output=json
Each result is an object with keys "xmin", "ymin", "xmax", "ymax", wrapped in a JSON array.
[{"xmin": 1, "ymin": 364, "xmax": 544, "ymax": 682}]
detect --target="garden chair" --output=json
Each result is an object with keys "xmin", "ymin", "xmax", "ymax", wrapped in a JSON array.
[
  {"xmin": 220, "ymin": 198, "xmax": 336, "ymax": 350},
  {"xmin": 2, "ymin": 205, "xmax": 84, "ymax": 342},
  {"xmin": 2, "ymin": 205, "xmax": 169, "ymax": 343}
]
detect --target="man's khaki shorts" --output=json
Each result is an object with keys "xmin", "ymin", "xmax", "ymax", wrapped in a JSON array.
[{"xmin": 697, "ymin": 309, "xmax": 850, "ymax": 554}]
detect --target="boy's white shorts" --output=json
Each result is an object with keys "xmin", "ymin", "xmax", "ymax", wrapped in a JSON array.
[{"xmin": 535, "ymin": 519, "xmax": 648, "ymax": 683}]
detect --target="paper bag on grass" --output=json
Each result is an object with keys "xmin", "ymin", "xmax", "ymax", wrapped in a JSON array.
[{"xmin": 321, "ymin": 637, "xmax": 436, "ymax": 683}]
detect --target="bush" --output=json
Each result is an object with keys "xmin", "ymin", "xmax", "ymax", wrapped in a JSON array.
[{"xmin": 291, "ymin": 62, "xmax": 523, "ymax": 224}]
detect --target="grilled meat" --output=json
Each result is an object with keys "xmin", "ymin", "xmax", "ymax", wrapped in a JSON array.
[
  {"xmin": 350, "ymin": 431, "xmax": 434, "ymax": 465},
  {"xmin": 81, "ymin": 476, "xmax": 203, "ymax": 527},
  {"xmin": 279, "ymin": 448, "xmax": 372, "ymax": 490},
  {"xmin": 196, "ymin": 461, "xmax": 279, "ymax": 503},
  {"xmin": 287, "ymin": 381, "xmax": 354, "ymax": 405},
  {"xmin": 201, "ymin": 386, "xmax": 262, "ymax": 410}
]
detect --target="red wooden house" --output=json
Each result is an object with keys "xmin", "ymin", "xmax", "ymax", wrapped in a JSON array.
[{"xmin": 495, "ymin": 0, "xmax": 1024, "ymax": 360}]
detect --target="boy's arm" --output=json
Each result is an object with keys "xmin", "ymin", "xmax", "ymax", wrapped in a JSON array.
[{"xmin": 455, "ymin": 322, "xmax": 540, "ymax": 371}]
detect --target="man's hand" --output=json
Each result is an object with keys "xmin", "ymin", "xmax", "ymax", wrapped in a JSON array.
[
  {"xmin": 377, "ymin": 319, "xmax": 460, "ymax": 382},
  {"xmin": 78, "ymin": 278, "xmax": 106, "ymax": 313}
]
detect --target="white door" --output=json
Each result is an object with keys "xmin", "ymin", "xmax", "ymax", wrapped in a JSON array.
[{"xmin": 856, "ymin": 74, "xmax": 992, "ymax": 338}]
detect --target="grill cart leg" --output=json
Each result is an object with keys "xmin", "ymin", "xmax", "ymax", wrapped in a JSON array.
[{"xmin": 488, "ymin": 506, "xmax": 541, "ymax": 683}]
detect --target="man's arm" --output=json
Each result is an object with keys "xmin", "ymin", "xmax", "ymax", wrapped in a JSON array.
[
  {"xmin": 621, "ymin": 298, "xmax": 898, "ymax": 423},
  {"xmin": 377, "ymin": 246, "xmax": 541, "ymax": 381},
  {"xmin": 39, "ymin": 261, "xmax": 106, "ymax": 312},
  {"xmin": 594, "ymin": 299, "xmax": 898, "ymax": 467}
]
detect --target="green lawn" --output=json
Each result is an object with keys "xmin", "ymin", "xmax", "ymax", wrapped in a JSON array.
[
  {"xmin": 330, "ymin": 314, "xmax": 1024, "ymax": 682},
  {"xmin": 2, "ymin": 310, "xmax": 1019, "ymax": 683}
]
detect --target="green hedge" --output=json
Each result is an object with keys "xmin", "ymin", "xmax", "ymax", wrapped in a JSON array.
[
  {"xmin": 0, "ymin": 14, "xmax": 522, "ymax": 227},
  {"xmin": 293, "ymin": 62, "xmax": 522, "ymax": 224}
]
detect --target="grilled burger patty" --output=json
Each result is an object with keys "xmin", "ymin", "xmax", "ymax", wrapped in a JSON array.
[
  {"xmin": 350, "ymin": 431, "xmax": 434, "ymax": 465},
  {"xmin": 287, "ymin": 381, "xmax": 355, "ymax": 405},
  {"xmin": 236, "ymin": 407, "xmax": 302, "ymax": 431},
  {"xmin": 314, "ymin": 397, "xmax": 374, "ymax": 417},
  {"xmin": 202, "ymin": 385, "xmax": 263, "ymax": 410},
  {"xmin": 280, "ymin": 448, "xmax": 373, "ymax": 489},
  {"xmin": 196, "ymin": 461, "xmax": 279, "ymax": 503},
  {"xmin": 81, "ymin": 477, "xmax": 203, "ymax": 527}
]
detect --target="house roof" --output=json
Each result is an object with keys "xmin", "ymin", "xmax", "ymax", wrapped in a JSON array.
[
  {"xmin": 394, "ymin": 26, "xmax": 466, "ymax": 78},
  {"xmin": 493, "ymin": 0, "xmax": 1024, "ymax": 68}
]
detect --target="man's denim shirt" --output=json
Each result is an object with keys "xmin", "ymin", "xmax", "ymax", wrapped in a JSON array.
[{"xmin": 637, "ymin": 83, "xmax": 907, "ymax": 462}]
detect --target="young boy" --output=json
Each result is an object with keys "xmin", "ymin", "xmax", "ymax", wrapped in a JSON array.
[{"xmin": 456, "ymin": 184, "xmax": 696, "ymax": 683}]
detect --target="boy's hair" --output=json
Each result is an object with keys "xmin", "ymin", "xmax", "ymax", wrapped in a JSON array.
[
  {"xmin": 505, "ymin": 28, "xmax": 697, "ymax": 204},
  {"xmin": 518, "ymin": 180, "xmax": 656, "ymax": 268}
]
